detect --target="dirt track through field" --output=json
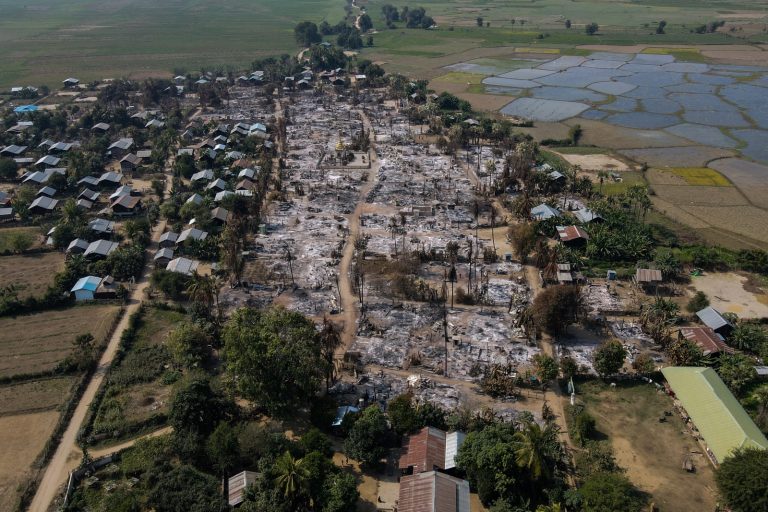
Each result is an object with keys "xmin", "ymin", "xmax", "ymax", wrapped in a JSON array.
[{"xmin": 28, "ymin": 170, "xmax": 173, "ymax": 512}]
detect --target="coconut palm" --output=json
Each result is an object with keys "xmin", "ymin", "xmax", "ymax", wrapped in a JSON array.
[
  {"xmin": 273, "ymin": 451, "xmax": 309, "ymax": 504},
  {"xmin": 513, "ymin": 421, "xmax": 552, "ymax": 481}
]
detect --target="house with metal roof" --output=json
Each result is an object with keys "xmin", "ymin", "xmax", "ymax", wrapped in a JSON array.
[
  {"xmin": 108, "ymin": 138, "xmax": 134, "ymax": 158},
  {"xmin": 159, "ymin": 231, "xmax": 179, "ymax": 248},
  {"xmin": 696, "ymin": 306, "xmax": 733, "ymax": 337},
  {"xmin": 37, "ymin": 186, "xmax": 57, "ymax": 198},
  {"xmin": 78, "ymin": 176, "xmax": 100, "ymax": 188},
  {"xmin": 71, "ymin": 276, "xmax": 102, "ymax": 301},
  {"xmin": 0, "ymin": 207, "xmax": 14, "ymax": 221},
  {"xmin": 573, "ymin": 207, "xmax": 603, "ymax": 224},
  {"xmin": 88, "ymin": 218, "xmax": 115, "ymax": 235},
  {"xmin": 556, "ymin": 225, "xmax": 589, "ymax": 247},
  {"xmin": 399, "ymin": 427, "xmax": 466, "ymax": 475},
  {"xmin": 678, "ymin": 327, "xmax": 733, "ymax": 357},
  {"xmin": 215, "ymin": 190, "xmax": 235, "ymax": 202},
  {"xmin": 531, "ymin": 203, "xmax": 561, "ymax": 220},
  {"xmin": 84, "ymin": 239, "xmax": 119, "ymax": 259},
  {"xmin": 191, "ymin": 169, "xmax": 214, "ymax": 183},
  {"xmin": 0, "ymin": 145, "xmax": 27, "ymax": 156},
  {"xmin": 166, "ymin": 257, "xmax": 200, "ymax": 276},
  {"xmin": 154, "ymin": 247, "xmax": 174, "ymax": 267},
  {"xmin": 67, "ymin": 238, "xmax": 90, "ymax": 254},
  {"xmin": 62, "ymin": 77, "xmax": 80, "ymax": 87},
  {"xmin": 35, "ymin": 155, "xmax": 61, "ymax": 168},
  {"xmin": 79, "ymin": 189, "xmax": 100, "ymax": 202},
  {"xmin": 206, "ymin": 178, "xmax": 228, "ymax": 192},
  {"xmin": 111, "ymin": 195, "xmax": 142, "ymax": 215},
  {"xmin": 91, "ymin": 122, "xmax": 110, "ymax": 132},
  {"xmin": 398, "ymin": 471, "xmax": 470, "ymax": 512},
  {"xmin": 98, "ymin": 171, "xmax": 123, "ymax": 187},
  {"xmin": 177, "ymin": 228, "xmax": 208, "ymax": 244},
  {"xmin": 635, "ymin": 268, "xmax": 663, "ymax": 286},
  {"xmin": 28, "ymin": 196, "xmax": 58, "ymax": 215},
  {"xmin": 662, "ymin": 367, "xmax": 768, "ymax": 465},
  {"xmin": 185, "ymin": 193, "xmax": 204, "ymax": 206}
]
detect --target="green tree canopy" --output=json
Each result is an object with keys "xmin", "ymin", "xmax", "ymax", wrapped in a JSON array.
[
  {"xmin": 577, "ymin": 472, "xmax": 646, "ymax": 512},
  {"xmin": 592, "ymin": 339, "xmax": 626, "ymax": 378},
  {"xmin": 343, "ymin": 405, "xmax": 389, "ymax": 467},
  {"xmin": 223, "ymin": 306, "xmax": 327, "ymax": 415},
  {"xmin": 295, "ymin": 21, "xmax": 322, "ymax": 47},
  {"xmin": 716, "ymin": 447, "xmax": 768, "ymax": 512}
]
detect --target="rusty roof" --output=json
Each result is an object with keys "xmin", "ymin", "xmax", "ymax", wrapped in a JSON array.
[
  {"xmin": 680, "ymin": 327, "xmax": 733, "ymax": 356},
  {"xmin": 398, "ymin": 427, "xmax": 446, "ymax": 473},
  {"xmin": 398, "ymin": 471, "xmax": 470, "ymax": 512},
  {"xmin": 556, "ymin": 225, "xmax": 589, "ymax": 242}
]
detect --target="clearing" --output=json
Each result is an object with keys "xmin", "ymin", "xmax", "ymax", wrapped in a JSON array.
[
  {"xmin": 688, "ymin": 272, "xmax": 768, "ymax": 319},
  {"xmin": 0, "ymin": 252, "xmax": 66, "ymax": 298},
  {"xmin": 0, "ymin": 305, "xmax": 121, "ymax": 378},
  {"xmin": 0, "ymin": 227, "xmax": 42, "ymax": 253},
  {"xmin": 552, "ymin": 151, "xmax": 631, "ymax": 172},
  {"xmin": 579, "ymin": 380, "xmax": 717, "ymax": 512}
]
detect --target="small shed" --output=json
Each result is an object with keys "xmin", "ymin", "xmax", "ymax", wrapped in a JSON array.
[
  {"xmin": 696, "ymin": 307, "xmax": 733, "ymax": 337},
  {"xmin": 635, "ymin": 268, "xmax": 663, "ymax": 286},
  {"xmin": 71, "ymin": 276, "xmax": 102, "ymax": 301},
  {"xmin": 228, "ymin": 471, "xmax": 259, "ymax": 507}
]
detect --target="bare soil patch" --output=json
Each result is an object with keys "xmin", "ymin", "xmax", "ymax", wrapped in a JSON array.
[
  {"xmin": 553, "ymin": 152, "xmax": 630, "ymax": 172},
  {"xmin": 0, "ymin": 251, "xmax": 65, "ymax": 298},
  {"xmin": 0, "ymin": 305, "xmax": 121, "ymax": 378},
  {"xmin": 581, "ymin": 381, "xmax": 717, "ymax": 512},
  {"xmin": 688, "ymin": 272, "xmax": 768, "ymax": 319},
  {"xmin": 0, "ymin": 410, "xmax": 59, "ymax": 511}
]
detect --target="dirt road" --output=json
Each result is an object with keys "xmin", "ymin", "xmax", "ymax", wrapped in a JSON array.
[
  {"xmin": 88, "ymin": 426, "xmax": 173, "ymax": 460},
  {"xmin": 28, "ymin": 181, "xmax": 171, "ymax": 512},
  {"xmin": 335, "ymin": 111, "xmax": 381, "ymax": 354}
]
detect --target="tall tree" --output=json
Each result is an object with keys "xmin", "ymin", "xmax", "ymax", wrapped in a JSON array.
[{"xmin": 223, "ymin": 307, "xmax": 327, "ymax": 415}]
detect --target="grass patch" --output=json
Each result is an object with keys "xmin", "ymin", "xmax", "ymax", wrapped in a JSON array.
[
  {"xmin": 641, "ymin": 47, "xmax": 709, "ymax": 63},
  {"xmin": 600, "ymin": 171, "xmax": 646, "ymax": 196},
  {"xmin": 668, "ymin": 167, "xmax": 732, "ymax": 187},
  {"xmin": 551, "ymin": 146, "xmax": 607, "ymax": 155},
  {"xmin": 432, "ymin": 71, "xmax": 487, "ymax": 84},
  {"xmin": 0, "ymin": 227, "xmax": 40, "ymax": 253},
  {"xmin": 515, "ymin": 47, "xmax": 560, "ymax": 54}
]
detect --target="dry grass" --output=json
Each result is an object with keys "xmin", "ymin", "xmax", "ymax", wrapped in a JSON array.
[
  {"xmin": 0, "ymin": 227, "xmax": 42, "ymax": 252},
  {"xmin": 0, "ymin": 410, "xmax": 59, "ymax": 512},
  {"xmin": 580, "ymin": 380, "xmax": 717, "ymax": 512},
  {"xmin": 0, "ymin": 252, "xmax": 66, "ymax": 298},
  {"xmin": 668, "ymin": 167, "xmax": 732, "ymax": 187},
  {"xmin": 653, "ymin": 185, "xmax": 747, "ymax": 206},
  {"xmin": 432, "ymin": 71, "xmax": 487, "ymax": 84},
  {"xmin": 0, "ymin": 305, "xmax": 121, "ymax": 378},
  {"xmin": 0, "ymin": 376, "xmax": 77, "ymax": 416}
]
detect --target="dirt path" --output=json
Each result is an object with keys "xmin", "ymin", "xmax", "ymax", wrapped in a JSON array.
[
  {"xmin": 335, "ymin": 111, "xmax": 381, "ymax": 356},
  {"xmin": 88, "ymin": 426, "xmax": 173, "ymax": 460},
  {"xmin": 28, "ymin": 176, "xmax": 172, "ymax": 512}
]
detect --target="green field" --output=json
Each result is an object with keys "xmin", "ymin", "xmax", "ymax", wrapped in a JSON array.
[{"xmin": 0, "ymin": 0, "xmax": 766, "ymax": 88}]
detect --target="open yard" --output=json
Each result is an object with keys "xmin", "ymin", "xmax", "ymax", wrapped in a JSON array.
[
  {"xmin": 578, "ymin": 380, "xmax": 718, "ymax": 512},
  {"xmin": 0, "ymin": 410, "xmax": 59, "ymax": 512},
  {"xmin": 688, "ymin": 271, "xmax": 768, "ymax": 319},
  {"xmin": 0, "ymin": 251, "xmax": 65, "ymax": 298},
  {"xmin": 0, "ymin": 305, "xmax": 120, "ymax": 378}
]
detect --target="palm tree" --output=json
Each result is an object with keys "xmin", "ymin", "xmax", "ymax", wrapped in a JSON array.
[
  {"xmin": 186, "ymin": 273, "xmax": 214, "ymax": 313},
  {"xmin": 274, "ymin": 451, "xmax": 308, "ymax": 504},
  {"xmin": 513, "ymin": 421, "xmax": 551, "ymax": 482},
  {"xmin": 319, "ymin": 317, "xmax": 342, "ymax": 389}
]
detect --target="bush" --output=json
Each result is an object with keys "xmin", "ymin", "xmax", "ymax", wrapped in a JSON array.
[{"xmin": 686, "ymin": 291, "xmax": 709, "ymax": 313}]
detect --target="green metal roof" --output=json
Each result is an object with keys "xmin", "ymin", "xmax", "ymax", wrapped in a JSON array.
[{"xmin": 662, "ymin": 366, "xmax": 768, "ymax": 463}]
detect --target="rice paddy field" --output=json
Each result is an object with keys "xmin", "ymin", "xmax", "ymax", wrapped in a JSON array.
[{"xmin": 0, "ymin": 252, "xmax": 66, "ymax": 298}]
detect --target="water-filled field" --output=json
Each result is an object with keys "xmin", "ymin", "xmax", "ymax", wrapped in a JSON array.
[{"xmin": 479, "ymin": 52, "xmax": 768, "ymax": 162}]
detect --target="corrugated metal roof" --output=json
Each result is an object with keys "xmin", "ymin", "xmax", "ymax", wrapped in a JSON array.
[
  {"xmin": 399, "ymin": 427, "xmax": 446, "ymax": 473},
  {"xmin": 444, "ymin": 431, "xmax": 465, "ymax": 470},
  {"xmin": 227, "ymin": 471, "xmax": 258, "ymax": 506},
  {"xmin": 398, "ymin": 471, "xmax": 470, "ymax": 512},
  {"xmin": 635, "ymin": 268, "xmax": 662, "ymax": 283},
  {"xmin": 696, "ymin": 306, "xmax": 731, "ymax": 331},
  {"xmin": 661, "ymin": 367, "xmax": 768, "ymax": 463},
  {"xmin": 71, "ymin": 276, "xmax": 101, "ymax": 293},
  {"xmin": 679, "ymin": 327, "xmax": 733, "ymax": 356}
]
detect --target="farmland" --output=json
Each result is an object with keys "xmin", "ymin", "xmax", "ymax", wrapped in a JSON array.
[
  {"xmin": 0, "ymin": 252, "xmax": 65, "ymax": 298},
  {"xmin": 0, "ymin": 305, "xmax": 120, "ymax": 379},
  {"xmin": 0, "ymin": 227, "xmax": 41, "ymax": 252}
]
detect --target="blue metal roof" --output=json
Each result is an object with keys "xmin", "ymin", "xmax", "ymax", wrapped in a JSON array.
[
  {"xmin": 332, "ymin": 405, "xmax": 360, "ymax": 426},
  {"xmin": 71, "ymin": 276, "xmax": 101, "ymax": 292},
  {"xmin": 14, "ymin": 105, "xmax": 38, "ymax": 113}
]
